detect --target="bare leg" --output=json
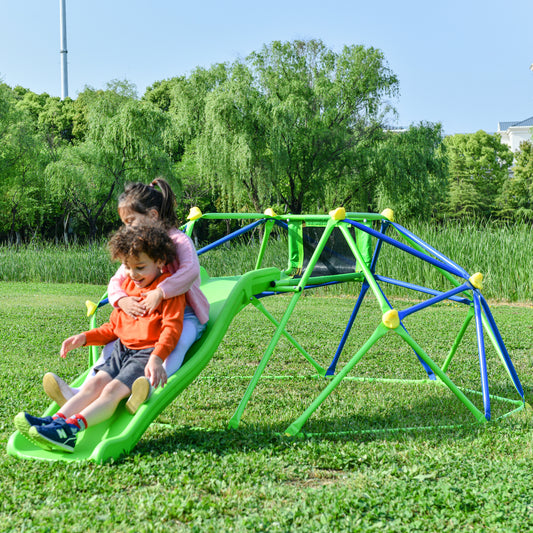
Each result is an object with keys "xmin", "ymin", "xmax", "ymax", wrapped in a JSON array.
[
  {"xmin": 77, "ymin": 379, "xmax": 131, "ymax": 427},
  {"xmin": 58, "ymin": 372, "xmax": 112, "ymax": 418}
]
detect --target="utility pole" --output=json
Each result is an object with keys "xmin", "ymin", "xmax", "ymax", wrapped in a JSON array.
[{"xmin": 59, "ymin": 0, "xmax": 68, "ymax": 99}]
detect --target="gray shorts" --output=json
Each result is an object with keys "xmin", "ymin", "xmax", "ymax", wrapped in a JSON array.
[{"xmin": 94, "ymin": 339, "xmax": 153, "ymax": 390}]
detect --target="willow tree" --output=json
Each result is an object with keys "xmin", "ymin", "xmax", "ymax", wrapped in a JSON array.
[
  {"xmin": 369, "ymin": 123, "xmax": 449, "ymax": 219},
  {"xmin": 145, "ymin": 66, "xmax": 230, "ymax": 215},
  {"xmin": 46, "ymin": 91, "xmax": 177, "ymax": 240},
  {"xmin": 199, "ymin": 39, "xmax": 399, "ymax": 213}
]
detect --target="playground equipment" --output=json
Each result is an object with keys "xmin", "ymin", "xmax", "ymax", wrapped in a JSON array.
[{"xmin": 7, "ymin": 208, "xmax": 525, "ymax": 462}]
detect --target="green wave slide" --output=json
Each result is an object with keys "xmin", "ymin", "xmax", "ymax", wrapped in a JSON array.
[{"xmin": 7, "ymin": 267, "xmax": 281, "ymax": 463}]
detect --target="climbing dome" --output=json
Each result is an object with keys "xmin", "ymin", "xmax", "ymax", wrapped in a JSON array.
[{"xmin": 185, "ymin": 207, "xmax": 525, "ymax": 436}]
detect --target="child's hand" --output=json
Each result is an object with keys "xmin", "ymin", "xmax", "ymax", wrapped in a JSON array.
[
  {"xmin": 141, "ymin": 288, "xmax": 164, "ymax": 315},
  {"xmin": 117, "ymin": 296, "xmax": 146, "ymax": 318},
  {"xmin": 60, "ymin": 333, "xmax": 86, "ymax": 358},
  {"xmin": 145, "ymin": 354, "xmax": 167, "ymax": 389}
]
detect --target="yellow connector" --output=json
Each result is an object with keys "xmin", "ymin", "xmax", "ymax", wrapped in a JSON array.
[
  {"xmin": 469, "ymin": 272, "xmax": 483, "ymax": 290},
  {"xmin": 187, "ymin": 206, "xmax": 203, "ymax": 221},
  {"xmin": 328, "ymin": 207, "xmax": 346, "ymax": 220},
  {"xmin": 382, "ymin": 309, "xmax": 400, "ymax": 329},
  {"xmin": 85, "ymin": 300, "xmax": 98, "ymax": 317},
  {"xmin": 381, "ymin": 208, "xmax": 394, "ymax": 222},
  {"xmin": 264, "ymin": 208, "xmax": 277, "ymax": 217}
]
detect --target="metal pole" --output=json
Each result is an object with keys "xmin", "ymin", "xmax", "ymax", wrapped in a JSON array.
[{"xmin": 59, "ymin": 0, "xmax": 68, "ymax": 99}]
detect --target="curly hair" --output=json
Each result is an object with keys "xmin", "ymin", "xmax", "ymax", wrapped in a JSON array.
[{"xmin": 108, "ymin": 223, "xmax": 176, "ymax": 265}]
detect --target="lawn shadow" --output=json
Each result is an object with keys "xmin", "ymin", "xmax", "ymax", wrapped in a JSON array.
[{"xmin": 126, "ymin": 382, "xmax": 527, "ymax": 461}]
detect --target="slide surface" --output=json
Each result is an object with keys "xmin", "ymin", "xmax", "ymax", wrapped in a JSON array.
[{"xmin": 7, "ymin": 267, "xmax": 281, "ymax": 463}]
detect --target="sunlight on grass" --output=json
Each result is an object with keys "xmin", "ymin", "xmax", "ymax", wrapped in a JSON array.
[{"xmin": 1, "ymin": 276, "xmax": 532, "ymax": 530}]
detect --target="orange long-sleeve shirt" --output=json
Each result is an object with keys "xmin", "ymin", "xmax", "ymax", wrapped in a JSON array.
[{"xmin": 84, "ymin": 273, "xmax": 185, "ymax": 361}]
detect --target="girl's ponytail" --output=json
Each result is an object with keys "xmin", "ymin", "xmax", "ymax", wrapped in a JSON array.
[
  {"xmin": 119, "ymin": 178, "xmax": 178, "ymax": 229},
  {"xmin": 151, "ymin": 178, "xmax": 178, "ymax": 228}
]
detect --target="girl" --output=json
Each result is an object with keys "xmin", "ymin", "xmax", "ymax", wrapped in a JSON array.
[{"xmin": 43, "ymin": 178, "xmax": 209, "ymax": 412}]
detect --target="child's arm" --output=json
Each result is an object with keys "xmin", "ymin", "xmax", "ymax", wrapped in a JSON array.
[
  {"xmin": 60, "ymin": 333, "xmax": 87, "ymax": 358},
  {"xmin": 144, "ymin": 295, "xmax": 186, "ymax": 387},
  {"xmin": 61, "ymin": 320, "xmax": 117, "ymax": 359},
  {"xmin": 142, "ymin": 230, "xmax": 200, "ymax": 314},
  {"xmin": 108, "ymin": 265, "xmax": 146, "ymax": 318},
  {"xmin": 144, "ymin": 353, "xmax": 167, "ymax": 388}
]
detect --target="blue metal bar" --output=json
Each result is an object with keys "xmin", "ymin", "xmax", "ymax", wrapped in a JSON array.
[
  {"xmin": 369, "ymin": 220, "xmax": 390, "ymax": 273},
  {"xmin": 390, "ymin": 222, "xmax": 470, "ymax": 279},
  {"xmin": 372, "ymin": 273, "xmax": 436, "ymax": 380},
  {"xmin": 398, "ymin": 284, "xmax": 472, "ymax": 321},
  {"xmin": 196, "ymin": 219, "xmax": 266, "ymax": 256},
  {"xmin": 473, "ymin": 292, "xmax": 491, "ymax": 420},
  {"xmin": 344, "ymin": 219, "xmax": 466, "ymax": 279},
  {"xmin": 479, "ymin": 294, "xmax": 524, "ymax": 399},
  {"xmin": 326, "ymin": 282, "xmax": 370, "ymax": 376},
  {"xmin": 375, "ymin": 275, "xmax": 472, "ymax": 305}
]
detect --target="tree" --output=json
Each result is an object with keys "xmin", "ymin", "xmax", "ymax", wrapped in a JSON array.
[
  {"xmin": 199, "ymin": 39, "xmax": 399, "ymax": 213},
  {"xmin": 443, "ymin": 131, "xmax": 513, "ymax": 219},
  {"xmin": 46, "ymin": 91, "xmax": 178, "ymax": 240},
  {"xmin": 356, "ymin": 122, "xmax": 449, "ymax": 219},
  {"xmin": 145, "ymin": 66, "xmax": 229, "ymax": 212},
  {"xmin": 497, "ymin": 140, "xmax": 533, "ymax": 220},
  {"xmin": 0, "ymin": 84, "xmax": 52, "ymax": 242}
]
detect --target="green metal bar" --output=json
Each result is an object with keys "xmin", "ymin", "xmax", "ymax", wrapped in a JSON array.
[
  {"xmin": 395, "ymin": 327, "xmax": 486, "ymax": 422},
  {"xmin": 285, "ymin": 324, "xmax": 389, "ymax": 436},
  {"xmin": 197, "ymin": 212, "xmax": 389, "ymax": 222},
  {"xmin": 255, "ymin": 219, "xmax": 275, "ymax": 270},
  {"xmin": 271, "ymin": 272, "xmax": 364, "ymax": 288},
  {"xmin": 339, "ymin": 224, "xmax": 390, "ymax": 313},
  {"xmin": 183, "ymin": 219, "xmax": 197, "ymax": 238},
  {"xmin": 250, "ymin": 297, "xmax": 326, "ymax": 376},
  {"xmin": 228, "ymin": 289, "xmax": 304, "ymax": 429},
  {"xmin": 442, "ymin": 306, "xmax": 475, "ymax": 373},
  {"xmin": 267, "ymin": 286, "xmax": 302, "ymax": 293}
]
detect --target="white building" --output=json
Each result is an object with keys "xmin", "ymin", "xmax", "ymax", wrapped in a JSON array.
[{"xmin": 497, "ymin": 117, "xmax": 533, "ymax": 152}]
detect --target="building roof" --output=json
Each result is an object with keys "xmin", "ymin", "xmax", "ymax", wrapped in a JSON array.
[{"xmin": 498, "ymin": 116, "xmax": 533, "ymax": 131}]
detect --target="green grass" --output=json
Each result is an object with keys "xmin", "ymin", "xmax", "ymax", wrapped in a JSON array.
[{"xmin": 1, "ymin": 281, "xmax": 533, "ymax": 531}]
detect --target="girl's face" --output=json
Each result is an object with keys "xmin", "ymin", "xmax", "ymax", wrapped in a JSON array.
[
  {"xmin": 122, "ymin": 252, "xmax": 164, "ymax": 289},
  {"xmin": 118, "ymin": 206, "xmax": 159, "ymax": 227}
]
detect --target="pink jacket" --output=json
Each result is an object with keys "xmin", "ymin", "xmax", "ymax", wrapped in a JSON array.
[{"xmin": 107, "ymin": 228, "xmax": 210, "ymax": 324}]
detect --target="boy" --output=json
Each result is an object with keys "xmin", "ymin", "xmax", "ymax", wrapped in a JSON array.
[{"xmin": 14, "ymin": 223, "xmax": 185, "ymax": 453}]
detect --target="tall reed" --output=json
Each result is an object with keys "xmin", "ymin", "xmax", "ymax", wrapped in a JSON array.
[
  {"xmin": 0, "ymin": 241, "xmax": 116, "ymax": 285},
  {"xmin": 0, "ymin": 221, "xmax": 531, "ymax": 302}
]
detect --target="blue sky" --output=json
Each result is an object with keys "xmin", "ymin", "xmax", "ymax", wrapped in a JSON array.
[{"xmin": 1, "ymin": 0, "xmax": 532, "ymax": 134}]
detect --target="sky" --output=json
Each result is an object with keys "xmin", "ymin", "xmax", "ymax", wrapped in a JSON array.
[{"xmin": 1, "ymin": 0, "xmax": 533, "ymax": 135}]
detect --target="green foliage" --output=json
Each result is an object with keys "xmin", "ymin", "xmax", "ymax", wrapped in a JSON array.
[
  {"xmin": 497, "ymin": 140, "xmax": 533, "ymax": 220},
  {"xmin": 358, "ymin": 123, "xmax": 449, "ymax": 218},
  {"xmin": 199, "ymin": 39, "xmax": 399, "ymax": 213},
  {"xmin": 45, "ymin": 93, "xmax": 179, "ymax": 240},
  {"xmin": 443, "ymin": 131, "xmax": 514, "ymax": 219},
  {"xmin": 0, "ymin": 84, "xmax": 53, "ymax": 241},
  {"xmin": 2, "ymin": 40, "xmax": 532, "ymax": 242}
]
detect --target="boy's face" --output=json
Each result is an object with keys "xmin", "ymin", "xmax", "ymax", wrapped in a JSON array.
[{"xmin": 122, "ymin": 252, "xmax": 164, "ymax": 289}]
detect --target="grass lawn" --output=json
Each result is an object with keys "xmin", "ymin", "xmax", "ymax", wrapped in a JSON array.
[{"xmin": 1, "ymin": 281, "xmax": 533, "ymax": 532}]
